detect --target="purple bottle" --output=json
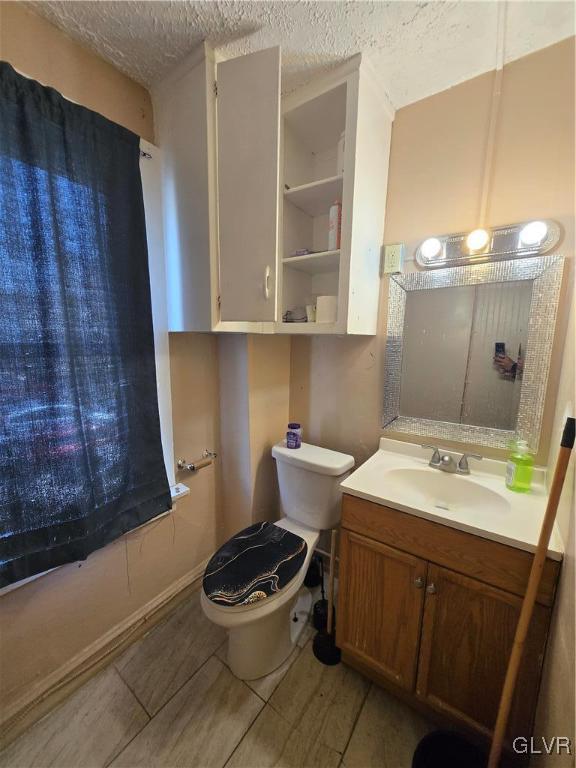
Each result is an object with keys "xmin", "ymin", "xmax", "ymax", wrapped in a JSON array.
[{"xmin": 286, "ymin": 423, "xmax": 302, "ymax": 449}]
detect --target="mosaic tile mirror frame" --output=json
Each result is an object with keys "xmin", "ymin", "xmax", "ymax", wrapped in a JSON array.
[{"xmin": 382, "ymin": 255, "xmax": 565, "ymax": 451}]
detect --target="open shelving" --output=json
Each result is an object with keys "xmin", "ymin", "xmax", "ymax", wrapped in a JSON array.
[
  {"xmin": 282, "ymin": 249, "xmax": 340, "ymax": 274},
  {"xmin": 274, "ymin": 58, "xmax": 391, "ymax": 335},
  {"xmin": 280, "ymin": 82, "xmax": 347, "ymax": 330},
  {"xmin": 157, "ymin": 43, "xmax": 392, "ymax": 335},
  {"xmin": 284, "ymin": 175, "xmax": 343, "ymax": 217}
]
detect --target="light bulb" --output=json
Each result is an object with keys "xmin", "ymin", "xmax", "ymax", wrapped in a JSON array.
[
  {"xmin": 466, "ymin": 228, "xmax": 490, "ymax": 252},
  {"xmin": 420, "ymin": 238, "xmax": 442, "ymax": 260},
  {"xmin": 519, "ymin": 220, "xmax": 548, "ymax": 247}
]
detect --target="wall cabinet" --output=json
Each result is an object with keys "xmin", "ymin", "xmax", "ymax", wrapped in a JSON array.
[
  {"xmin": 337, "ymin": 494, "xmax": 560, "ymax": 747},
  {"xmin": 153, "ymin": 44, "xmax": 394, "ymax": 334},
  {"xmin": 216, "ymin": 47, "xmax": 281, "ymax": 325}
]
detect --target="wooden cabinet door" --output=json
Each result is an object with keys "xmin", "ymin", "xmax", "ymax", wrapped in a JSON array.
[
  {"xmin": 337, "ymin": 530, "xmax": 427, "ymax": 690},
  {"xmin": 217, "ymin": 47, "xmax": 280, "ymax": 322},
  {"xmin": 416, "ymin": 565, "xmax": 550, "ymax": 740}
]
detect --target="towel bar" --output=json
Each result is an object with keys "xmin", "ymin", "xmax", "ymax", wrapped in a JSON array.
[{"xmin": 177, "ymin": 450, "xmax": 217, "ymax": 473}]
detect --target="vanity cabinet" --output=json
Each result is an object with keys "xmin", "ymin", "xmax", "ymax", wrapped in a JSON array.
[
  {"xmin": 416, "ymin": 565, "xmax": 550, "ymax": 740},
  {"xmin": 338, "ymin": 531, "xmax": 426, "ymax": 690},
  {"xmin": 337, "ymin": 494, "xmax": 560, "ymax": 746},
  {"xmin": 153, "ymin": 43, "xmax": 393, "ymax": 334}
]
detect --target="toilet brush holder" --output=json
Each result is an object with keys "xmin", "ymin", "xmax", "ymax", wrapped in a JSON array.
[
  {"xmin": 313, "ymin": 629, "xmax": 341, "ymax": 666},
  {"xmin": 313, "ymin": 599, "xmax": 328, "ymax": 632},
  {"xmin": 312, "ymin": 529, "xmax": 341, "ymax": 666},
  {"xmin": 313, "ymin": 600, "xmax": 336, "ymax": 632},
  {"xmin": 312, "ymin": 553, "xmax": 329, "ymax": 632}
]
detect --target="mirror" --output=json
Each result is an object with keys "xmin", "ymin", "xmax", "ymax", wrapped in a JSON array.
[
  {"xmin": 401, "ymin": 281, "xmax": 532, "ymax": 430},
  {"xmin": 383, "ymin": 255, "xmax": 564, "ymax": 450}
]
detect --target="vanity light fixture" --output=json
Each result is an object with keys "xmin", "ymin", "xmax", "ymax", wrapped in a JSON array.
[
  {"xmin": 415, "ymin": 219, "xmax": 561, "ymax": 269},
  {"xmin": 420, "ymin": 237, "xmax": 443, "ymax": 260},
  {"xmin": 465, "ymin": 228, "xmax": 490, "ymax": 253},
  {"xmin": 519, "ymin": 220, "xmax": 548, "ymax": 247}
]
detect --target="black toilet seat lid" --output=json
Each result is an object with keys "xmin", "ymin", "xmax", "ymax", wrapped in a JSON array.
[{"xmin": 203, "ymin": 522, "xmax": 307, "ymax": 607}]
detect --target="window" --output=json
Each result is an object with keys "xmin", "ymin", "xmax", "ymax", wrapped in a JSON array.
[{"xmin": 0, "ymin": 62, "xmax": 171, "ymax": 588}]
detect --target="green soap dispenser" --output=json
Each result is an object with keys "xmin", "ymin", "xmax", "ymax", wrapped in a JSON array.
[{"xmin": 505, "ymin": 439, "xmax": 534, "ymax": 493}]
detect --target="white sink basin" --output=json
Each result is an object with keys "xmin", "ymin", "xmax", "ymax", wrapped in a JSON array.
[
  {"xmin": 340, "ymin": 438, "xmax": 563, "ymax": 560},
  {"xmin": 381, "ymin": 467, "xmax": 511, "ymax": 517}
]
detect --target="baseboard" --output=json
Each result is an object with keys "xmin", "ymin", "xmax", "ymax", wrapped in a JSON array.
[{"xmin": 0, "ymin": 558, "xmax": 209, "ymax": 750}]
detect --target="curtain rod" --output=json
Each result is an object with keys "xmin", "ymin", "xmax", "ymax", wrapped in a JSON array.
[{"xmin": 10, "ymin": 64, "xmax": 154, "ymax": 158}]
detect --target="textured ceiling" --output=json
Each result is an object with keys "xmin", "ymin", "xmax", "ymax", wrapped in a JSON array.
[{"xmin": 27, "ymin": 1, "xmax": 574, "ymax": 108}]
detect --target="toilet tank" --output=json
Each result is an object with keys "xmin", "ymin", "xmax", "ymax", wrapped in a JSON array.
[{"xmin": 272, "ymin": 442, "xmax": 355, "ymax": 530}]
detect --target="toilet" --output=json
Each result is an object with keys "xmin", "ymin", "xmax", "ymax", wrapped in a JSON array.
[{"xmin": 200, "ymin": 441, "xmax": 354, "ymax": 680}]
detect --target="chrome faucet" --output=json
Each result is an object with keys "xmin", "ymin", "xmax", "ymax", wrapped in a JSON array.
[{"xmin": 421, "ymin": 445, "xmax": 482, "ymax": 475}]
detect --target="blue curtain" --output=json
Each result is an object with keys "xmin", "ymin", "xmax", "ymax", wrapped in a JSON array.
[{"xmin": 0, "ymin": 62, "xmax": 171, "ymax": 587}]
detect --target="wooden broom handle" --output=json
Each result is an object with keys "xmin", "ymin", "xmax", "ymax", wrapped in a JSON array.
[
  {"xmin": 488, "ymin": 418, "xmax": 575, "ymax": 768},
  {"xmin": 327, "ymin": 528, "xmax": 337, "ymax": 636}
]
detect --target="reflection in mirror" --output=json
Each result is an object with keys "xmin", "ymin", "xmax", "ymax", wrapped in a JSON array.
[
  {"xmin": 400, "ymin": 281, "xmax": 532, "ymax": 430},
  {"xmin": 383, "ymin": 255, "xmax": 564, "ymax": 450}
]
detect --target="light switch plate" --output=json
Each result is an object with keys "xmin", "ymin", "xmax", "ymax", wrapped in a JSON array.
[{"xmin": 382, "ymin": 243, "xmax": 405, "ymax": 274}]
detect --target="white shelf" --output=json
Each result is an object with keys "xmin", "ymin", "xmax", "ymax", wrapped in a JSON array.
[
  {"xmin": 276, "ymin": 321, "xmax": 341, "ymax": 335},
  {"xmin": 284, "ymin": 175, "xmax": 343, "ymax": 217},
  {"xmin": 282, "ymin": 249, "xmax": 340, "ymax": 274}
]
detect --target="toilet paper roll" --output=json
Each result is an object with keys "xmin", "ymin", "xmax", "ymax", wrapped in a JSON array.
[{"xmin": 316, "ymin": 295, "xmax": 338, "ymax": 323}]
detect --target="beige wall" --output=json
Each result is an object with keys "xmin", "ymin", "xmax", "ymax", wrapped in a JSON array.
[
  {"xmin": 0, "ymin": 2, "xmax": 154, "ymax": 142},
  {"xmin": 290, "ymin": 38, "xmax": 574, "ymax": 466},
  {"xmin": 170, "ymin": 333, "xmax": 223, "ymax": 563},
  {"xmin": 248, "ymin": 336, "xmax": 291, "ymax": 522},
  {"xmin": 0, "ymin": 331, "xmax": 223, "ymax": 722},
  {"xmin": 218, "ymin": 335, "xmax": 252, "ymax": 539},
  {"xmin": 290, "ymin": 37, "xmax": 575, "ymax": 754},
  {"xmin": 534, "ymin": 294, "xmax": 575, "ymax": 765},
  {"xmin": 0, "ymin": 3, "xmax": 218, "ymax": 722},
  {"xmin": 0, "ymin": 4, "xmax": 292, "ymax": 724},
  {"xmin": 219, "ymin": 335, "xmax": 291, "ymax": 541}
]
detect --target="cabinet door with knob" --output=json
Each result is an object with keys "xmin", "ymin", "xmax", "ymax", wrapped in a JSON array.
[
  {"xmin": 338, "ymin": 496, "xmax": 558, "ymax": 742},
  {"xmin": 416, "ymin": 564, "xmax": 550, "ymax": 739},
  {"xmin": 217, "ymin": 47, "xmax": 281, "ymax": 322},
  {"xmin": 337, "ymin": 530, "xmax": 427, "ymax": 690},
  {"xmin": 154, "ymin": 46, "xmax": 393, "ymax": 333}
]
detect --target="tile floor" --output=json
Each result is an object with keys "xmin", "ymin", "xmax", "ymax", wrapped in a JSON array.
[{"xmin": 0, "ymin": 589, "xmax": 433, "ymax": 768}]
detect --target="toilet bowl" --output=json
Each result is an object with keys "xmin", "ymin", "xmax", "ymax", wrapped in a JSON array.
[{"xmin": 200, "ymin": 441, "xmax": 354, "ymax": 680}]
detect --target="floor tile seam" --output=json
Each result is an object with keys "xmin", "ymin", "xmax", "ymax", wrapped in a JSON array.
[
  {"xmin": 111, "ymin": 663, "xmax": 156, "ymax": 720},
  {"xmin": 115, "ymin": 641, "xmax": 226, "ymax": 720},
  {"xmin": 220, "ymin": 696, "xmax": 267, "ymax": 768},
  {"xmin": 121, "ymin": 654, "xmax": 218, "ymax": 732},
  {"xmin": 106, "ymin": 655, "xmax": 257, "ymax": 768},
  {"xmin": 340, "ymin": 680, "xmax": 372, "ymax": 761},
  {"xmin": 266, "ymin": 695, "xmax": 346, "ymax": 759},
  {"xmin": 222, "ymin": 700, "xmax": 328, "ymax": 768},
  {"xmin": 101, "ymin": 668, "xmax": 152, "ymax": 768}
]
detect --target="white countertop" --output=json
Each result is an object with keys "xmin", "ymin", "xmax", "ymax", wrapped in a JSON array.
[{"xmin": 340, "ymin": 438, "xmax": 563, "ymax": 561}]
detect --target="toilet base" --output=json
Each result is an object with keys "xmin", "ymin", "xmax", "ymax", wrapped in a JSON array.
[{"xmin": 225, "ymin": 588, "xmax": 312, "ymax": 681}]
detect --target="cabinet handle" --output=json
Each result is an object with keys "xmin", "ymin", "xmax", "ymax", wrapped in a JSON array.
[
  {"xmin": 426, "ymin": 583, "xmax": 437, "ymax": 595},
  {"xmin": 264, "ymin": 265, "xmax": 271, "ymax": 300},
  {"xmin": 414, "ymin": 576, "xmax": 425, "ymax": 589}
]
